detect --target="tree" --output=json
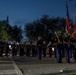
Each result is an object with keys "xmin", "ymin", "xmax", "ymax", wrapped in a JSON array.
[
  {"xmin": 11, "ymin": 25, "xmax": 23, "ymax": 42},
  {"xmin": 24, "ymin": 15, "xmax": 73, "ymax": 41},
  {"xmin": 1, "ymin": 29, "xmax": 11, "ymax": 40},
  {"xmin": 0, "ymin": 18, "xmax": 23, "ymax": 42},
  {"xmin": 0, "ymin": 20, "xmax": 11, "ymax": 40},
  {"xmin": 24, "ymin": 23, "xmax": 35, "ymax": 40}
]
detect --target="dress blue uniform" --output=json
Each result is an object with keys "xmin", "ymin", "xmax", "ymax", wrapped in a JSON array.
[
  {"xmin": 64, "ymin": 34, "xmax": 70, "ymax": 63},
  {"xmin": 37, "ymin": 37, "xmax": 43, "ymax": 60},
  {"xmin": 55, "ymin": 32, "xmax": 63, "ymax": 63},
  {"xmin": 71, "ymin": 38, "xmax": 76, "ymax": 62},
  {"xmin": 43, "ymin": 41, "xmax": 47, "ymax": 57}
]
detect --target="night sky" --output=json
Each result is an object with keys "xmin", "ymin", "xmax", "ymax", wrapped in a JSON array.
[{"xmin": 0, "ymin": 0, "xmax": 75, "ymax": 29}]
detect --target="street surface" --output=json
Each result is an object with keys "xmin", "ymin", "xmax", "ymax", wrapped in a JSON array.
[
  {"xmin": 12, "ymin": 56, "xmax": 76, "ymax": 75},
  {"xmin": 0, "ymin": 56, "xmax": 23, "ymax": 75},
  {"xmin": 0, "ymin": 56, "xmax": 76, "ymax": 75}
]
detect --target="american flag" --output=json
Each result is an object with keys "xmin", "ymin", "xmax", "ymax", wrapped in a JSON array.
[
  {"xmin": 65, "ymin": 0, "xmax": 72, "ymax": 33},
  {"xmin": 74, "ymin": 5, "xmax": 76, "ymax": 31}
]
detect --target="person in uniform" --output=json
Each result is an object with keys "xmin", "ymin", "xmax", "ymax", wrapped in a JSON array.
[
  {"xmin": 43, "ymin": 41, "xmax": 47, "ymax": 57},
  {"xmin": 37, "ymin": 36, "xmax": 43, "ymax": 60},
  {"xmin": 70, "ymin": 35, "xmax": 75, "ymax": 61},
  {"xmin": 71, "ymin": 34, "xmax": 76, "ymax": 62},
  {"xmin": 0, "ymin": 41, "xmax": 4, "ymax": 57},
  {"xmin": 19, "ymin": 42, "xmax": 24, "ymax": 56},
  {"xmin": 47, "ymin": 41, "xmax": 52, "ymax": 57},
  {"xmin": 12, "ymin": 43, "xmax": 16, "ymax": 56},
  {"xmin": 55, "ymin": 31, "xmax": 63, "ymax": 63},
  {"xmin": 31, "ymin": 41, "xmax": 37, "ymax": 57},
  {"xmin": 25, "ymin": 41, "xmax": 31, "ymax": 57},
  {"xmin": 63, "ymin": 33, "xmax": 71, "ymax": 63},
  {"xmin": 73, "ymin": 38, "xmax": 76, "ymax": 62},
  {"xmin": 5, "ymin": 42, "xmax": 9, "ymax": 56}
]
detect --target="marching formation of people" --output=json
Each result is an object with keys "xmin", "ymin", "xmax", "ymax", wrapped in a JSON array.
[
  {"xmin": 54, "ymin": 31, "xmax": 76, "ymax": 63},
  {"xmin": 0, "ymin": 31, "xmax": 76, "ymax": 63}
]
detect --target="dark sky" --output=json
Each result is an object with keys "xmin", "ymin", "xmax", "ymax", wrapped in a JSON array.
[{"xmin": 0, "ymin": 0, "xmax": 75, "ymax": 29}]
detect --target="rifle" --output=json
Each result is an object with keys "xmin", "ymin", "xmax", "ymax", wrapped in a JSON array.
[{"xmin": 55, "ymin": 32, "xmax": 61, "ymax": 43}]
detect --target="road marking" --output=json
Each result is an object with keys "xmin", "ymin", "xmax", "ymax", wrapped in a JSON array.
[
  {"xmin": 0, "ymin": 70, "xmax": 16, "ymax": 74},
  {"xmin": 10, "ymin": 57, "xmax": 24, "ymax": 75}
]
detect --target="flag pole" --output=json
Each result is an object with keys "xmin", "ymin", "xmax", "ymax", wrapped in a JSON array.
[{"xmin": 65, "ymin": 0, "xmax": 70, "ymax": 34}]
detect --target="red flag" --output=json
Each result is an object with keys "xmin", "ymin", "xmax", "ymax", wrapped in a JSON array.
[
  {"xmin": 73, "ymin": 13, "xmax": 76, "ymax": 39},
  {"xmin": 66, "ymin": 17, "xmax": 69, "ymax": 33},
  {"xmin": 74, "ymin": 5, "xmax": 76, "ymax": 31},
  {"xmin": 73, "ymin": 5, "xmax": 76, "ymax": 38}
]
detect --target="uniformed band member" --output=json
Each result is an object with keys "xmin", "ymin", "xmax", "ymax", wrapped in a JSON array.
[
  {"xmin": 19, "ymin": 43, "xmax": 24, "ymax": 56},
  {"xmin": 25, "ymin": 42, "xmax": 31, "ymax": 57},
  {"xmin": 31, "ymin": 42, "xmax": 37, "ymax": 57},
  {"xmin": 43, "ymin": 41, "xmax": 47, "ymax": 57},
  {"xmin": 5, "ymin": 42, "xmax": 9, "ymax": 56},
  {"xmin": 0, "ymin": 41, "xmax": 4, "ymax": 57},
  {"xmin": 47, "ymin": 41, "xmax": 52, "ymax": 57},
  {"xmin": 12, "ymin": 43, "xmax": 16, "ymax": 56},
  {"xmin": 37, "ymin": 36, "xmax": 43, "ymax": 60}
]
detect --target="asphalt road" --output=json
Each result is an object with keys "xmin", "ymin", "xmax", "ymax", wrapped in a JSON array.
[
  {"xmin": 0, "ymin": 55, "xmax": 76, "ymax": 75},
  {"xmin": 12, "ymin": 56, "xmax": 76, "ymax": 75}
]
